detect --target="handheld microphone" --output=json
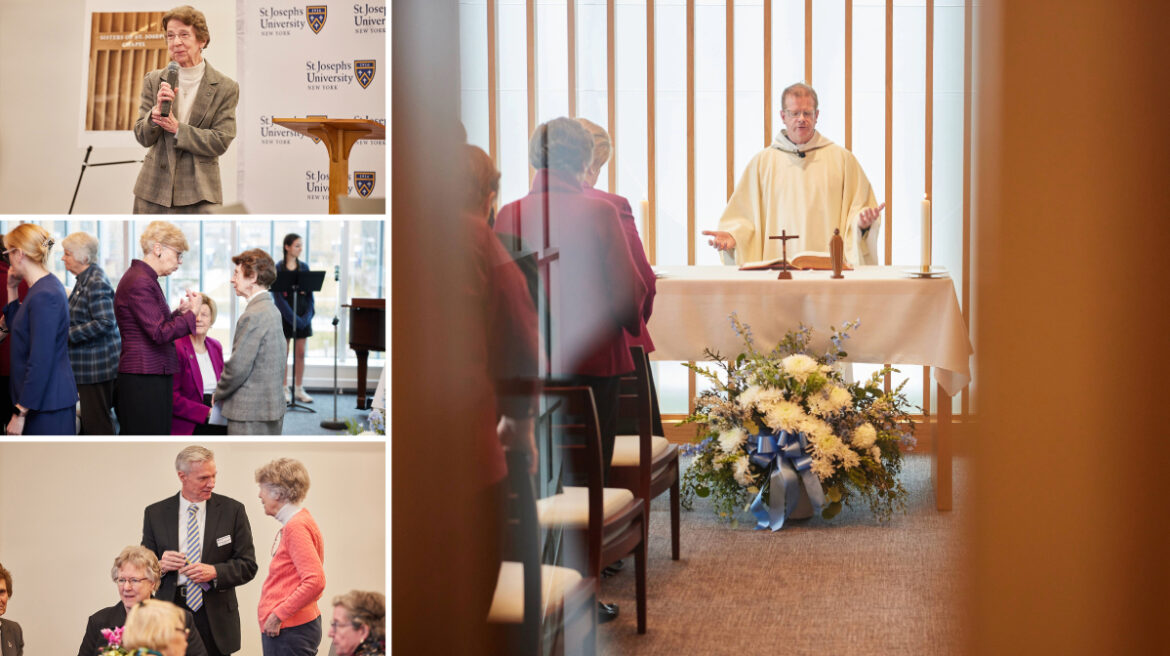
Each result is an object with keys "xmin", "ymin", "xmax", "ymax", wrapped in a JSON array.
[{"xmin": 160, "ymin": 61, "xmax": 179, "ymax": 117}]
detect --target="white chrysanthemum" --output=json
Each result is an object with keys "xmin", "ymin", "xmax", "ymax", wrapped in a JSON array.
[
  {"xmin": 741, "ymin": 385, "xmax": 784, "ymax": 413},
  {"xmin": 811, "ymin": 432, "xmax": 844, "ymax": 459},
  {"xmin": 763, "ymin": 400, "xmax": 805, "ymax": 432},
  {"xmin": 733, "ymin": 456, "xmax": 755, "ymax": 486},
  {"xmin": 869, "ymin": 446, "xmax": 882, "ymax": 461},
  {"xmin": 781, "ymin": 354, "xmax": 820, "ymax": 382},
  {"xmin": 737, "ymin": 385, "xmax": 763, "ymax": 408},
  {"xmin": 807, "ymin": 385, "xmax": 852, "ymax": 417},
  {"xmin": 840, "ymin": 448, "xmax": 861, "ymax": 470},
  {"xmin": 852, "ymin": 423, "xmax": 878, "ymax": 450},
  {"xmin": 717, "ymin": 427, "xmax": 748, "ymax": 454},
  {"xmin": 811, "ymin": 456, "xmax": 836, "ymax": 481},
  {"xmin": 799, "ymin": 416, "xmax": 835, "ymax": 443}
]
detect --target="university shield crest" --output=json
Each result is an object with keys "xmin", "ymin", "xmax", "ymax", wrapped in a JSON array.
[
  {"xmin": 307, "ymin": 6, "xmax": 327, "ymax": 34},
  {"xmin": 355, "ymin": 60, "xmax": 376, "ymax": 89},
  {"xmin": 354, "ymin": 171, "xmax": 376, "ymax": 198}
]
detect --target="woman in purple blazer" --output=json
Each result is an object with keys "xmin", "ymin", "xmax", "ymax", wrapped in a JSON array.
[
  {"xmin": 172, "ymin": 293, "xmax": 225, "ymax": 435},
  {"xmin": 114, "ymin": 220, "xmax": 203, "ymax": 435}
]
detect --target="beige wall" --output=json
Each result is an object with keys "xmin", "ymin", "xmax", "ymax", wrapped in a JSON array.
[
  {"xmin": 0, "ymin": 0, "xmax": 239, "ymax": 213},
  {"xmin": 0, "ymin": 441, "xmax": 384, "ymax": 655}
]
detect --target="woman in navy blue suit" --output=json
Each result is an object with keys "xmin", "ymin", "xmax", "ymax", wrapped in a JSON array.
[{"xmin": 1, "ymin": 224, "xmax": 77, "ymax": 435}]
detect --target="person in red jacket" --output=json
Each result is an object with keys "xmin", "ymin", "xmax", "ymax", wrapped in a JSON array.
[{"xmin": 494, "ymin": 117, "xmax": 648, "ymax": 488}]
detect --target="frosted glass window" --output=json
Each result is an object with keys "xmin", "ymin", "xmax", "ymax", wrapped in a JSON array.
[
  {"xmin": 459, "ymin": 0, "xmax": 490, "ymax": 150},
  {"xmin": 732, "ymin": 1, "xmax": 765, "ymax": 183},
  {"xmin": 654, "ymin": 1, "xmax": 688, "ymax": 267},
  {"xmin": 614, "ymin": 1, "xmax": 648, "ymax": 241},
  {"xmin": 577, "ymin": 1, "xmax": 610, "ymax": 189},
  {"xmin": 853, "ymin": 1, "xmax": 888, "ymax": 254},
  {"xmin": 811, "ymin": 0, "xmax": 846, "ymax": 146},
  {"xmin": 771, "ymin": 0, "xmax": 804, "ymax": 110},
  {"xmin": 693, "ymin": 1, "xmax": 727, "ymax": 266},
  {"xmin": 536, "ymin": 0, "xmax": 569, "ymax": 122},
  {"xmin": 498, "ymin": 0, "xmax": 531, "ymax": 205}
]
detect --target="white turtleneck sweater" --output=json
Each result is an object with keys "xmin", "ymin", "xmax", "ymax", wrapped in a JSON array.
[{"xmin": 174, "ymin": 60, "xmax": 206, "ymax": 125}]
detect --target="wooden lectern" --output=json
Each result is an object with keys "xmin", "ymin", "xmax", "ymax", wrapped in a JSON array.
[{"xmin": 272, "ymin": 118, "xmax": 385, "ymax": 214}]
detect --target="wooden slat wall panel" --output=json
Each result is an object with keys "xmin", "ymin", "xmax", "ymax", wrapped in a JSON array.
[
  {"xmin": 961, "ymin": 0, "xmax": 972, "ymax": 418},
  {"xmin": 726, "ymin": 0, "xmax": 734, "ymax": 199},
  {"xmin": 526, "ymin": 0, "xmax": 536, "ymax": 181},
  {"xmin": 763, "ymin": 0, "xmax": 771, "ymax": 145},
  {"xmin": 804, "ymin": 0, "xmax": 812, "ymax": 84},
  {"xmin": 923, "ymin": 0, "xmax": 934, "ymax": 416},
  {"xmin": 647, "ymin": 0, "xmax": 656, "ymax": 265},
  {"xmin": 883, "ymin": 0, "xmax": 893, "ymax": 393},
  {"xmin": 844, "ymin": 0, "xmax": 852, "ymax": 150},
  {"xmin": 607, "ymin": 0, "xmax": 616, "ymax": 191},
  {"xmin": 487, "ymin": 0, "xmax": 499, "ymax": 163},
  {"xmin": 568, "ymin": 0, "xmax": 577, "ymax": 118},
  {"xmin": 86, "ymin": 11, "xmax": 165, "ymax": 131},
  {"xmin": 687, "ymin": 0, "xmax": 695, "ymax": 265}
]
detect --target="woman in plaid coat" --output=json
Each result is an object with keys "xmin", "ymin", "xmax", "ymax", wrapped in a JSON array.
[{"xmin": 62, "ymin": 232, "xmax": 120, "ymax": 435}]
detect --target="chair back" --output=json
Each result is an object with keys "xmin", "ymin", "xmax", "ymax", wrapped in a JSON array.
[
  {"xmin": 617, "ymin": 345, "xmax": 654, "ymax": 503},
  {"xmin": 502, "ymin": 448, "xmax": 543, "ymax": 655},
  {"xmin": 541, "ymin": 384, "xmax": 605, "ymax": 579}
]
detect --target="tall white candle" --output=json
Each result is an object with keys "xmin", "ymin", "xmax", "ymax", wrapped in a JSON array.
[{"xmin": 921, "ymin": 195, "xmax": 932, "ymax": 272}]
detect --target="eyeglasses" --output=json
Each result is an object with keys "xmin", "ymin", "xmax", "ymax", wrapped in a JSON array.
[
  {"xmin": 160, "ymin": 244, "xmax": 184, "ymax": 263},
  {"xmin": 115, "ymin": 577, "xmax": 150, "ymax": 586},
  {"xmin": 166, "ymin": 31, "xmax": 196, "ymax": 41},
  {"xmin": 330, "ymin": 621, "xmax": 358, "ymax": 630},
  {"xmin": 783, "ymin": 109, "xmax": 816, "ymax": 120}
]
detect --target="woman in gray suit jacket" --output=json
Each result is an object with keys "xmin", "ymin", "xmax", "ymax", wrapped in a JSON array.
[
  {"xmin": 132, "ymin": 5, "xmax": 238, "ymax": 214},
  {"xmin": 214, "ymin": 249, "xmax": 287, "ymax": 435}
]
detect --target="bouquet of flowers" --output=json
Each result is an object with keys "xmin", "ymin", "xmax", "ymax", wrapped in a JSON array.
[
  {"xmin": 681, "ymin": 315, "xmax": 915, "ymax": 529},
  {"xmin": 97, "ymin": 626, "xmax": 128, "ymax": 656}
]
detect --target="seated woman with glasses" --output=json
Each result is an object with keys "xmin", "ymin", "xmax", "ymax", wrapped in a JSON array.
[
  {"xmin": 114, "ymin": 220, "xmax": 202, "ymax": 434},
  {"xmin": 327, "ymin": 591, "xmax": 385, "ymax": 656},
  {"xmin": 1, "ymin": 224, "xmax": 77, "ymax": 435},
  {"xmin": 77, "ymin": 546, "xmax": 206, "ymax": 656}
]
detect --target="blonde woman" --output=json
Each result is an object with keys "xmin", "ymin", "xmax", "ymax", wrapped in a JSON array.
[
  {"xmin": 114, "ymin": 220, "xmax": 202, "ymax": 434},
  {"xmin": 2, "ymin": 224, "xmax": 77, "ymax": 435},
  {"xmin": 121, "ymin": 599, "xmax": 189, "ymax": 656}
]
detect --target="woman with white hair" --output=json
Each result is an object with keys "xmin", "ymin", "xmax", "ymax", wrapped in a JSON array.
[
  {"xmin": 255, "ymin": 458, "xmax": 325, "ymax": 655},
  {"xmin": 77, "ymin": 546, "xmax": 205, "ymax": 656},
  {"xmin": 62, "ymin": 231, "xmax": 120, "ymax": 434},
  {"xmin": 121, "ymin": 599, "xmax": 191, "ymax": 656}
]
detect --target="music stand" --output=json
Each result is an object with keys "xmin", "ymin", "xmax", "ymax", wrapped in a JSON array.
[{"xmin": 272, "ymin": 268, "xmax": 326, "ymax": 413}]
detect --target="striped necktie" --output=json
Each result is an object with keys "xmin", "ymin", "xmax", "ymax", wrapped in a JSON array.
[{"xmin": 185, "ymin": 503, "xmax": 203, "ymax": 611}]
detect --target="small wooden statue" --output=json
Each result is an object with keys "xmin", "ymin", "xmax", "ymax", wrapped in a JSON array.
[{"xmin": 829, "ymin": 228, "xmax": 845, "ymax": 279}]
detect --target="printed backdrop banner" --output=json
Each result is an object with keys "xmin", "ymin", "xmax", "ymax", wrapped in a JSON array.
[{"xmin": 237, "ymin": 0, "xmax": 387, "ymax": 213}]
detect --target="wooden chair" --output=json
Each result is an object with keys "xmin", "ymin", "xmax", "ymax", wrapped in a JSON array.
[
  {"xmin": 489, "ymin": 448, "xmax": 598, "ymax": 655},
  {"xmin": 538, "ymin": 385, "xmax": 648, "ymax": 634},
  {"xmin": 610, "ymin": 346, "xmax": 681, "ymax": 560}
]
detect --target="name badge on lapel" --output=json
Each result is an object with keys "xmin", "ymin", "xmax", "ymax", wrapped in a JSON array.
[{"xmin": 217, "ymin": 535, "xmax": 232, "ymax": 547}]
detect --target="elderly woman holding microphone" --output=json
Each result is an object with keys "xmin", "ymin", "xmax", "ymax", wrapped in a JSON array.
[
  {"xmin": 62, "ymin": 231, "xmax": 120, "ymax": 435},
  {"xmin": 115, "ymin": 220, "xmax": 202, "ymax": 435},
  {"xmin": 255, "ymin": 458, "xmax": 325, "ymax": 655},
  {"xmin": 2, "ymin": 224, "xmax": 77, "ymax": 436},
  {"xmin": 133, "ymin": 5, "xmax": 238, "ymax": 214},
  {"xmin": 213, "ymin": 249, "xmax": 286, "ymax": 435}
]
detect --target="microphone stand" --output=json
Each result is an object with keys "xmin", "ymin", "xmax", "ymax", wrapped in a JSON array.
[
  {"xmin": 321, "ymin": 266, "xmax": 346, "ymax": 430},
  {"xmin": 286, "ymin": 273, "xmax": 314, "ymax": 413},
  {"xmin": 68, "ymin": 145, "xmax": 142, "ymax": 214}
]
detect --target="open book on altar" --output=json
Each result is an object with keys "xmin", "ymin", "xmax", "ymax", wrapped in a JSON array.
[{"xmin": 738, "ymin": 251, "xmax": 853, "ymax": 271}]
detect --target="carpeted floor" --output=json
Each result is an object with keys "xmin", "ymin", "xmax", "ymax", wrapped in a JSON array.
[
  {"xmin": 595, "ymin": 454, "xmax": 969, "ymax": 655},
  {"xmin": 280, "ymin": 391, "xmax": 379, "ymax": 435}
]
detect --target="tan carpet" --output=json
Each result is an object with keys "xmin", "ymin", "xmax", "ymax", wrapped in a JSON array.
[{"xmin": 595, "ymin": 454, "xmax": 969, "ymax": 655}]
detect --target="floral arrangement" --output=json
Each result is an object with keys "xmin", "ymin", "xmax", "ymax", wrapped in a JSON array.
[
  {"xmin": 344, "ymin": 408, "xmax": 385, "ymax": 436},
  {"xmin": 97, "ymin": 627, "xmax": 128, "ymax": 656},
  {"xmin": 681, "ymin": 315, "xmax": 915, "ymax": 529}
]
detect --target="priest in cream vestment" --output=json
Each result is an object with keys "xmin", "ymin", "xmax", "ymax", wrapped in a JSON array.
[{"xmin": 704, "ymin": 83, "xmax": 885, "ymax": 266}]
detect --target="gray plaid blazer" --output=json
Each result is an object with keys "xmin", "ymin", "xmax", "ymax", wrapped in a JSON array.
[
  {"xmin": 132, "ymin": 61, "xmax": 238, "ymax": 207},
  {"xmin": 215, "ymin": 292, "xmax": 287, "ymax": 422}
]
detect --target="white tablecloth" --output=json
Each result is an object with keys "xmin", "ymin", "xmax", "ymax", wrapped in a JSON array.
[{"xmin": 646, "ymin": 265, "xmax": 974, "ymax": 397}]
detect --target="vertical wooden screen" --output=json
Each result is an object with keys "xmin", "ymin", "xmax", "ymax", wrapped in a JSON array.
[
  {"xmin": 804, "ymin": 0, "xmax": 812, "ymax": 84},
  {"xmin": 923, "ymin": 0, "xmax": 934, "ymax": 415},
  {"xmin": 86, "ymin": 12, "xmax": 167, "ymax": 131},
  {"xmin": 726, "ymin": 1, "xmax": 735, "ymax": 199},
  {"xmin": 763, "ymin": 0, "xmax": 772, "ymax": 145},
  {"xmin": 526, "ymin": 0, "xmax": 536, "ymax": 181},
  {"xmin": 487, "ymin": 0, "xmax": 499, "ymax": 163},
  {"xmin": 687, "ymin": 0, "xmax": 696, "ymax": 265},
  {"xmin": 567, "ymin": 0, "xmax": 577, "ymax": 117},
  {"xmin": 607, "ymin": 0, "xmax": 616, "ymax": 192},
  {"xmin": 844, "ymin": 0, "xmax": 852, "ymax": 151},
  {"xmin": 646, "ymin": 0, "xmax": 657, "ymax": 265},
  {"xmin": 961, "ymin": 0, "xmax": 973, "ymax": 418}
]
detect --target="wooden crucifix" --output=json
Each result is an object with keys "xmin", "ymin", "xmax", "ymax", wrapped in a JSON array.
[{"xmin": 768, "ymin": 230, "xmax": 800, "ymax": 280}]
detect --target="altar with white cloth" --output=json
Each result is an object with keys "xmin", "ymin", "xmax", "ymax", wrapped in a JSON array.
[{"xmin": 646, "ymin": 265, "xmax": 974, "ymax": 510}]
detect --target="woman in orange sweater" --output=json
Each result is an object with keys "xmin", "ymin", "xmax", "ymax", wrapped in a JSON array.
[{"xmin": 255, "ymin": 458, "xmax": 325, "ymax": 655}]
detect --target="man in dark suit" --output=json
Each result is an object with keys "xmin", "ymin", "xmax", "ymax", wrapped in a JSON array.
[
  {"xmin": 0, "ymin": 563, "xmax": 23, "ymax": 656},
  {"xmin": 143, "ymin": 446, "xmax": 257, "ymax": 656}
]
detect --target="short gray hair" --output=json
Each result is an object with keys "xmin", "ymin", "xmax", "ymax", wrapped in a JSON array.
[
  {"xmin": 781, "ymin": 81, "xmax": 819, "ymax": 112},
  {"xmin": 111, "ymin": 545, "xmax": 162, "ymax": 589},
  {"xmin": 528, "ymin": 117, "xmax": 593, "ymax": 175},
  {"xmin": 255, "ymin": 458, "xmax": 311, "ymax": 505},
  {"xmin": 175, "ymin": 445, "xmax": 214, "ymax": 473},
  {"xmin": 62, "ymin": 232, "xmax": 99, "ymax": 265}
]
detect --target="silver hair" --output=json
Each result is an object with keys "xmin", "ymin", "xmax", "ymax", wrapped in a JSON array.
[
  {"xmin": 175, "ymin": 445, "xmax": 215, "ymax": 473},
  {"xmin": 781, "ymin": 81, "xmax": 819, "ymax": 112},
  {"xmin": 62, "ymin": 232, "xmax": 99, "ymax": 265}
]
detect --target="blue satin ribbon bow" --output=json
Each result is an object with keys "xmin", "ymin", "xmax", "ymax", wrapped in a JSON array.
[{"xmin": 748, "ymin": 430, "xmax": 826, "ymax": 531}]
